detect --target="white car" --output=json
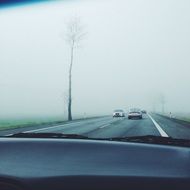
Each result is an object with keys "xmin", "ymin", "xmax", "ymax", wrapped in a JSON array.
[
  {"xmin": 128, "ymin": 108, "xmax": 142, "ymax": 119},
  {"xmin": 113, "ymin": 109, "xmax": 125, "ymax": 117}
]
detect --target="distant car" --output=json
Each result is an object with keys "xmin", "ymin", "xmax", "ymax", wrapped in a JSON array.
[
  {"xmin": 141, "ymin": 110, "xmax": 147, "ymax": 114},
  {"xmin": 128, "ymin": 108, "xmax": 142, "ymax": 119},
  {"xmin": 113, "ymin": 109, "xmax": 125, "ymax": 117}
]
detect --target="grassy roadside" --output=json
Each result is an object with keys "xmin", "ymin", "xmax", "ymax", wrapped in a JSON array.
[
  {"xmin": 155, "ymin": 112, "xmax": 190, "ymax": 124},
  {"xmin": 0, "ymin": 118, "xmax": 64, "ymax": 131},
  {"xmin": 175, "ymin": 115, "xmax": 190, "ymax": 123},
  {"xmin": 0, "ymin": 115, "xmax": 107, "ymax": 131}
]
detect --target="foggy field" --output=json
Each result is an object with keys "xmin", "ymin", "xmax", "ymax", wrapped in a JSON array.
[
  {"xmin": 1, "ymin": 0, "xmax": 190, "ymax": 120},
  {"xmin": 157, "ymin": 112, "xmax": 190, "ymax": 123},
  {"xmin": 0, "ymin": 117, "xmax": 63, "ymax": 131},
  {"xmin": 0, "ymin": 115, "xmax": 104, "ymax": 131},
  {"xmin": 173, "ymin": 113, "xmax": 190, "ymax": 122}
]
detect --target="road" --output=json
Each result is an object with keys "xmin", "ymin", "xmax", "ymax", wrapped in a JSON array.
[{"xmin": 1, "ymin": 113, "xmax": 190, "ymax": 139}]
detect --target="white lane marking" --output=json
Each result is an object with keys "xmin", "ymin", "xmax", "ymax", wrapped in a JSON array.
[
  {"xmin": 99, "ymin": 123, "xmax": 110, "ymax": 129},
  {"xmin": 24, "ymin": 121, "xmax": 85, "ymax": 133},
  {"xmin": 99, "ymin": 117, "xmax": 126, "ymax": 129},
  {"xmin": 24, "ymin": 117, "xmax": 113, "ymax": 133},
  {"xmin": 6, "ymin": 117, "xmax": 119, "ymax": 134},
  {"xmin": 148, "ymin": 114, "xmax": 169, "ymax": 137},
  {"xmin": 5, "ymin": 133, "xmax": 13, "ymax": 136}
]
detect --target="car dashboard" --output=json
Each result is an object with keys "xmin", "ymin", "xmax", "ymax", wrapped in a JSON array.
[{"xmin": 0, "ymin": 137, "xmax": 189, "ymax": 190}]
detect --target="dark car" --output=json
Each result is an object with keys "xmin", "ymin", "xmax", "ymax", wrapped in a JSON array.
[{"xmin": 128, "ymin": 108, "xmax": 143, "ymax": 119}]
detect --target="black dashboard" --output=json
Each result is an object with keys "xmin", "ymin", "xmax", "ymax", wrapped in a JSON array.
[{"xmin": 0, "ymin": 137, "xmax": 189, "ymax": 190}]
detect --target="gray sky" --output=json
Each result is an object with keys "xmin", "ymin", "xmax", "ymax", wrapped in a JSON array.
[{"xmin": 0, "ymin": 0, "xmax": 190, "ymax": 118}]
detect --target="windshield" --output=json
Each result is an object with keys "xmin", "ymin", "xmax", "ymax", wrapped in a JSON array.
[
  {"xmin": 114, "ymin": 110, "xmax": 124, "ymax": 112},
  {"xmin": 0, "ymin": 0, "xmax": 190, "ymax": 144},
  {"xmin": 129, "ymin": 108, "xmax": 141, "ymax": 112}
]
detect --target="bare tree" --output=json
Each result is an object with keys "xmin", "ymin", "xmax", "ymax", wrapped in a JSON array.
[
  {"xmin": 61, "ymin": 91, "xmax": 69, "ymax": 120},
  {"xmin": 159, "ymin": 94, "xmax": 166, "ymax": 114},
  {"xmin": 65, "ymin": 17, "xmax": 85, "ymax": 121}
]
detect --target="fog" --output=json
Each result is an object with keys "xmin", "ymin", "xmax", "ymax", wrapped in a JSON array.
[{"xmin": 0, "ymin": 0, "xmax": 190, "ymax": 119}]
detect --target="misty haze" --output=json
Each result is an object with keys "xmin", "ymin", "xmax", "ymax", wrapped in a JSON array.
[
  {"xmin": 0, "ymin": 0, "xmax": 190, "ymax": 140},
  {"xmin": 1, "ymin": 2, "xmax": 190, "ymax": 189}
]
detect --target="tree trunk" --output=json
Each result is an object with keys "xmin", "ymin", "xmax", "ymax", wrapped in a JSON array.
[
  {"xmin": 162, "ymin": 103, "xmax": 165, "ymax": 114},
  {"xmin": 68, "ymin": 44, "xmax": 74, "ymax": 121}
]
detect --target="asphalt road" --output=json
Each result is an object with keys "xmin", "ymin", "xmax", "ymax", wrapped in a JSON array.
[{"xmin": 1, "ymin": 113, "xmax": 190, "ymax": 139}]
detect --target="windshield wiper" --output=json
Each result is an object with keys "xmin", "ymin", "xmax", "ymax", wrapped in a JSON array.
[
  {"xmin": 108, "ymin": 135, "xmax": 190, "ymax": 147},
  {"xmin": 5, "ymin": 132, "xmax": 89, "ymax": 139}
]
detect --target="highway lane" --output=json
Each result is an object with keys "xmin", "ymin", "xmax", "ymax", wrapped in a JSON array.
[
  {"xmin": 25, "ymin": 116, "xmax": 115, "ymax": 133},
  {"xmin": 25, "ymin": 113, "xmax": 190, "ymax": 139},
  {"xmin": 25, "ymin": 115, "xmax": 158, "ymax": 136},
  {"xmin": 20, "ymin": 114, "xmax": 160, "ymax": 138},
  {"xmin": 0, "ymin": 116, "xmax": 113, "ymax": 136},
  {"xmin": 85, "ymin": 114, "xmax": 161, "ymax": 138},
  {"xmin": 0, "ymin": 113, "xmax": 190, "ymax": 139}
]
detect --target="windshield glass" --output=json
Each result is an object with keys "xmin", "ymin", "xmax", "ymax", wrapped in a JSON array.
[
  {"xmin": 114, "ymin": 110, "xmax": 124, "ymax": 112},
  {"xmin": 129, "ymin": 108, "xmax": 141, "ymax": 112},
  {"xmin": 0, "ymin": 0, "xmax": 190, "ymax": 143}
]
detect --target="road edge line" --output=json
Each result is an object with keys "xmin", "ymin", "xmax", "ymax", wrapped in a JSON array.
[
  {"xmin": 24, "ymin": 121, "xmax": 84, "ymax": 133},
  {"xmin": 24, "ymin": 116, "xmax": 111, "ymax": 133},
  {"xmin": 148, "ymin": 113, "xmax": 169, "ymax": 137},
  {"xmin": 99, "ymin": 123, "xmax": 111, "ymax": 129}
]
